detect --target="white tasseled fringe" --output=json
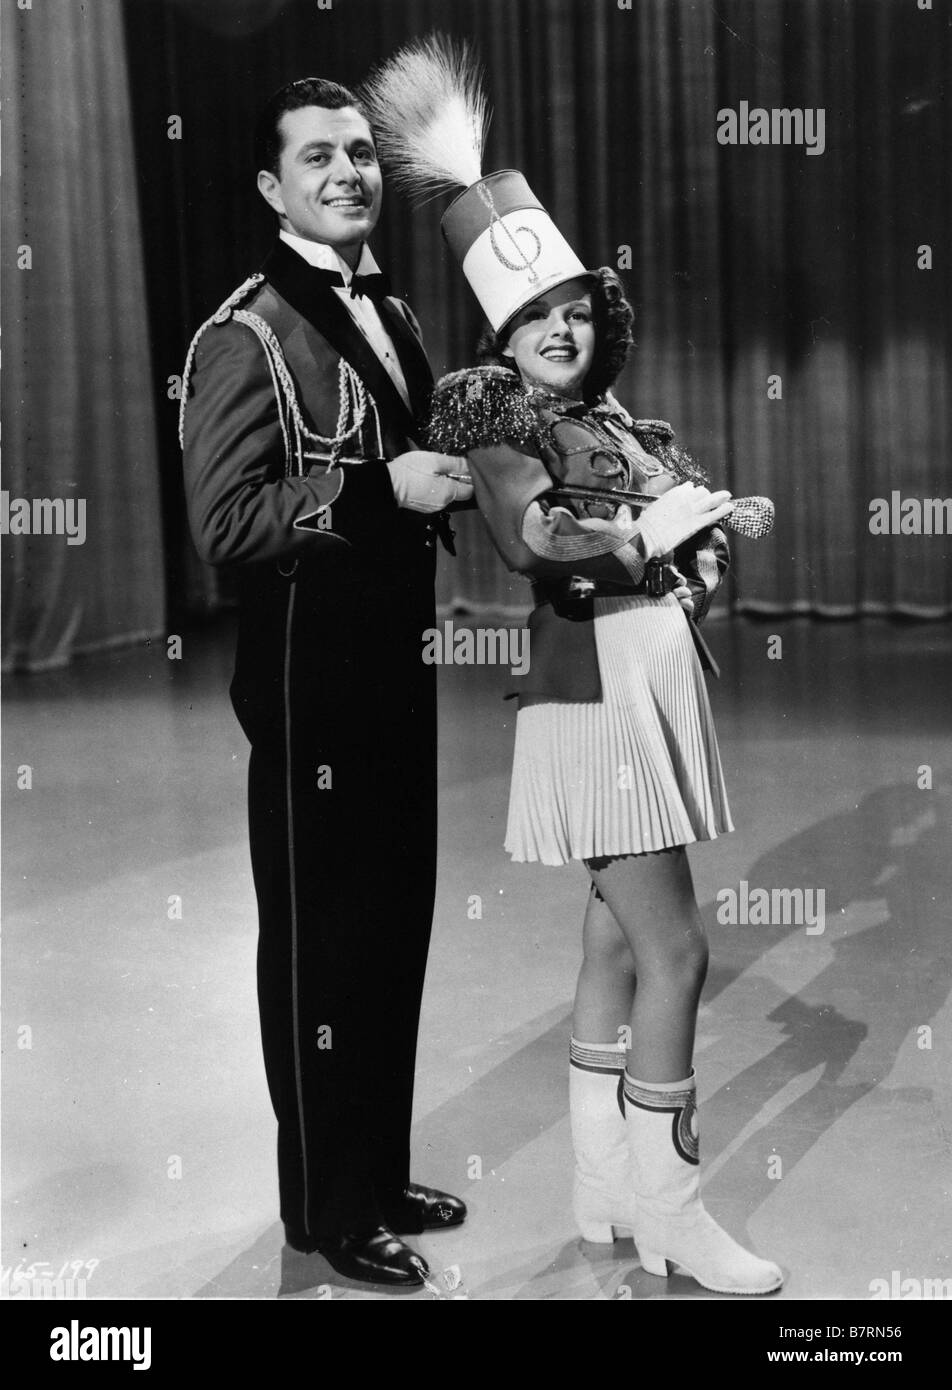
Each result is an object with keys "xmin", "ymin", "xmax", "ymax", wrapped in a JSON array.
[{"xmin": 504, "ymin": 595, "xmax": 734, "ymax": 865}]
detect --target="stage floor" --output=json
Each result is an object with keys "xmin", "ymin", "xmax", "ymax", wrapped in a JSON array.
[{"xmin": 3, "ymin": 614, "xmax": 951, "ymax": 1301}]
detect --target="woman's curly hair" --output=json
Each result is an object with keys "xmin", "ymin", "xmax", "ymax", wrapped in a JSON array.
[{"xmin": 475, "ymin": 266, "xmax": 634, "ymax": 404}]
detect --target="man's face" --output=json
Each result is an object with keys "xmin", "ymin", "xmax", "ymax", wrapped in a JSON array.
[{"xmin": 257, "ymin": 105, "xmax": 383, "ymax": 259}]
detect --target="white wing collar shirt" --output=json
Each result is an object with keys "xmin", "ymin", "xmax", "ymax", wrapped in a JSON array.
[{"xmin": 279, "ymin": 229, "xmax": 412, "ymax": 412}]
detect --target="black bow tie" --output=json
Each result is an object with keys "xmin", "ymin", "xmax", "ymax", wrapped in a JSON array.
[{"xmin": 307, "ymin": 266, "xmax": 392, "ymax": 303}]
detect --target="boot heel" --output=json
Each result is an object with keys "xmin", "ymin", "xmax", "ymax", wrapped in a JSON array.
[
  {"xmin": 578, "ymin": 1220, "xmax": 617, "ymax": 1244},
  {"xmin": 637, "ymin": 1248, "xmax": 670, "ymax": 1277}
]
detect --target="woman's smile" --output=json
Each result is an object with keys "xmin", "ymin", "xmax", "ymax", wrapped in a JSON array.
[{"xmin": 502, "ymin": 277, "xmax": 596, "ymax": 397}]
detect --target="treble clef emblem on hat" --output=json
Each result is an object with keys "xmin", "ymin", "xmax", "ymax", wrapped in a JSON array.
[{"xmin": 477, "ymin": 183, "xmax": 541, "ymax": 282}]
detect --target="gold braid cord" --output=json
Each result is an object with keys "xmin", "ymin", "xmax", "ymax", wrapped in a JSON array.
[{"xmin": 179, "ymin": 275, "xmax": 383, "ymax": 478}]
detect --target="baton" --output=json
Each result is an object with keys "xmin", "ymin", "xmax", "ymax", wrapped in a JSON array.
[{"xmin": 545, "ymin": 486, "xmax": 775, "ymax": 539}]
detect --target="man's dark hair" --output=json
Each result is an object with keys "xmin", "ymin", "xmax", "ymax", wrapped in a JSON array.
[
  {"xmin": 254, "ymin": 77, "xmax": 370, "ymax": 177},
  {"xmin": 476, "ymin": 266, "xmax": 635, "ymax": 403}
]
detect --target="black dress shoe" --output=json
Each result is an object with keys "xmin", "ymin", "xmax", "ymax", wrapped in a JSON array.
[
  {"xmin": 310, "ymin": 1226, "xmax": 429, "ymax": 1286},
  {"xmin": 382, "ymin": 1183, "xmax": 467, "ymax": 1234}
]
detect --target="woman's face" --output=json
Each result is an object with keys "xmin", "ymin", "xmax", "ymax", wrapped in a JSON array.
[{"xmin": 501, "ymin": 278, "xmax": 596, "ymax": 398}]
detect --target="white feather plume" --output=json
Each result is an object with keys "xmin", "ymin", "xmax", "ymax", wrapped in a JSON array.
[{"xmin": 361, "ymin": 33, "xmax": 491, "ymax": 203}]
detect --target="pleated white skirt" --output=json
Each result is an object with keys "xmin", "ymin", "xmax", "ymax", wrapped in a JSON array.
[{"xmin": 504, "ymin": 595, "xmax": 734, "ymax": 865}]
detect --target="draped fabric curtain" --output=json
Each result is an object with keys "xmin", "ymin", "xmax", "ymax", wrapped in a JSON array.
[
  {"xmin": 5, "ymin": 0, "xmax": 948, "ymax": 670},
  {"xmin": 1, "ymin": 0, "xmax": 166, "ymax": 671},
  {"xmin": 706, "ymin": 0, "xmax": 951, "ymax": 616},
  {"xmin": 123, "ymin": 0, "xmax": 952, "ymax": 620}
]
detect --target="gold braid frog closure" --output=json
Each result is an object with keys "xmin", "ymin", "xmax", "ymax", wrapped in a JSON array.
[{"xmin": 525, "ymin": 388, "xmax": 710, "ymax": 523}]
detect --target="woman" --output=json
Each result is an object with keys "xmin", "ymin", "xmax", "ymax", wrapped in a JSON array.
[{"xmin": 429, "ymin": 266, "xmax": 783, "ymax": 1295}]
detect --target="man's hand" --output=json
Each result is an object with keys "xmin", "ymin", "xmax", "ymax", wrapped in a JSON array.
[
  {"xmin": 636, "ymin": 482, "xmax": 733, "ymax": 560},
  {"xmin": 387, "ymin": 451, "xmax": 474, "ymax": 514}
]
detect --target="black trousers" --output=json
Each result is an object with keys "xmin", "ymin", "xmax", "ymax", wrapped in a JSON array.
[
  {"xmin": 244, "ymin": 569, "xmax": 438, "ymax": 1244},
  {"xmin": 248, "ymin": 732, "xmax": 437, "ymax": 1242}
]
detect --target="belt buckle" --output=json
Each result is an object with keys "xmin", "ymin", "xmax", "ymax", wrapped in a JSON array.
[{"xmin": 645, "ymin": 559, "xmax": 666, "ymax": 598}]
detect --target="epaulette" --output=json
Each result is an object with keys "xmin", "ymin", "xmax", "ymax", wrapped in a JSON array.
[
  {"xmin": 178, "ymin": 274, "xmax": 265, "ymax": 449},
  {"xmin": 629, "ymin": 418, "xmax": 709, "ymax": 486},
  {"xmin": 597, "ymin": 400, "xmax": 709, "ymax": 484},
  {"xmin": 427, "ymin": 366, "xmax": 540, "ymax": 454}
]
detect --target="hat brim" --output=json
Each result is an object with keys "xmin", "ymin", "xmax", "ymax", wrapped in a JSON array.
[{"xmin": 495, "ymin": 268, "xmax": 600, "ymax": 337}]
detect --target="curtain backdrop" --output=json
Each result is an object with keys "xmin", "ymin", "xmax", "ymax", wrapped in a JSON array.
[
  {"xmin": 124, "ymin": 0, "xmax": 950, "ymax": 620},
  {"xmin": 1, "ymin": 0, "xmax": 166, "ymax": 671},
  {"xmin": 6, "ymin": 0, "xmax": 948, "ymax": 671}
]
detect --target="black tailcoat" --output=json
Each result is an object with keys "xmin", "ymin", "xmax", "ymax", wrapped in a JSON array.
[{"xmin": 182, "ymin": 239, "xmax": 439, "ymax": 1242}]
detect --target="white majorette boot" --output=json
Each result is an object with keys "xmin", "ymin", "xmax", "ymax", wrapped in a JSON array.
[
  {"xmin": 623, "ymin": 1071, "xmax": 783, "ymax": 1295},
  {"xmin": 569, "ymin": 1038, "xmax": 631, "ymax": 1242}
]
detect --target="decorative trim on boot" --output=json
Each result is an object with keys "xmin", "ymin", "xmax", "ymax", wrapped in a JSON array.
[
  {"xmin": 569, "ymin": 1038, "xmax": 626, "ymax": 1075},
  {"xmin": 623, "ymin": 1071, "xmax": 699, "ymax": 1166}
]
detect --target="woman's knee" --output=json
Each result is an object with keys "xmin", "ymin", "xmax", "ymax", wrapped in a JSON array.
[
  {"xmin": 582, "ymin": 929, "xmax": 636, "ymax": 975},
  {"xmin": 656, "ymin": 930, "xmax": 709, "ymax": 995}
]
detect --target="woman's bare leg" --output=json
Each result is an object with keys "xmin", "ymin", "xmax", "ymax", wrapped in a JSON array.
[
  {"xmin": 585, "ymin": 847, "xmax": 708, "ymax": 1082},
  {"xmin": 572, "ymin": 884, "xmax": 636, "ymax": 1043}
]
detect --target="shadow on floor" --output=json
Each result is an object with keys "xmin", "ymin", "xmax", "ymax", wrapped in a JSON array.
[{"xmin": 199, "ymin": 780, "xmax": 952, "ymax": 1297}]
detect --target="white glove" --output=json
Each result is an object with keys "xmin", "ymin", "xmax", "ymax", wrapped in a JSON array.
[
  {"xmin": 636, "ymin": 482, "xmax": 734, "ymax": 560},
  {"xmin": 386, "ymin": 451, "xmax": 474, "ymax": 514}
]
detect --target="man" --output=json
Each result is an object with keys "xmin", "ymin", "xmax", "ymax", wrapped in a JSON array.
[{"xmin": 180, "ymin": 77, "xmax": 471, "ymax": 1288}]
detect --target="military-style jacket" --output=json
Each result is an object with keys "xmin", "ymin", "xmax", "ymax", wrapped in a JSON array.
[
  {"xmin": 181, "ymin": 237, "xmax": 437, "ymax": 566},
  {"xmin": 181, "ymin": 238, "xmax": 438, "ymax": 748},
  {"xmin": 427, "ymin": 366, "xmax": 730, "ymax": 702}
]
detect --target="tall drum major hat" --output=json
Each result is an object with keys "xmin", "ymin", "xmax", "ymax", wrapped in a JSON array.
[
  {"xmin": 362, "ymin": 35, "xmax": 776, "ymax": 547},
  {"xmin": 442, "ymin": 170, "xmax": 591, "ymax": 333},
  {"xmin": 361, "ymin": 35, "xmax": 591, "ymax": 333}
]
